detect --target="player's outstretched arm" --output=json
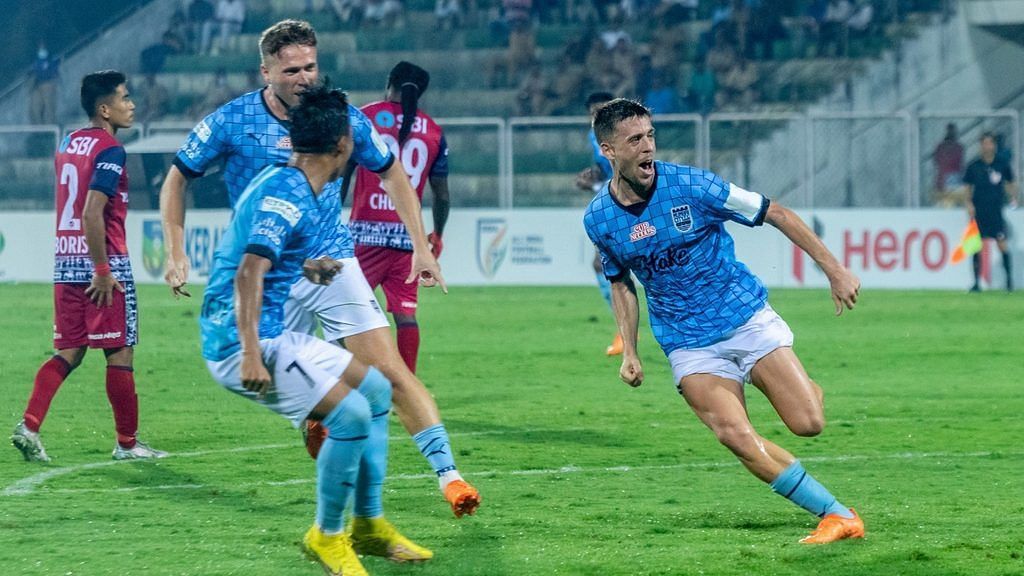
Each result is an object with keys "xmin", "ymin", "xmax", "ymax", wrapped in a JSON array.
[
  {"xmin": 765, "ymin": 202, "xmax": 859, "ymax": 315},
  {"xmin": 82, "ymin": 189, "xmax": 124, "ymax": 307},
  {"xmin": 159, "ymin": 165, "xmax": 192, "ymax": 298},
  {"xmin": 611, "ymin": 277, "xmax": 644, "ymax": 387},
  {"xmin": 379, "ymin": 160, "xmax": 447, "ymax": 292},
  {"xmin": 427, "ymin": 175, "xmax": 450, "ymax": 258},
  {"xmin": 235, "ymin": 254, "xmax": 273, "ymax": 399}
]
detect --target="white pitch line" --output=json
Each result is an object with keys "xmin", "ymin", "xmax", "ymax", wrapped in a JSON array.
[
  {"xmin": 7, "ymin": 448, "xmax": 1022, "ymax": 497},
  {"xmin": 1, "ymin": 427, "xmax": 586, "ymax": 497}
]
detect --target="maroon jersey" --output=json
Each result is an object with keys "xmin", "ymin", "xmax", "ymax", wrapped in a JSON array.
[
  {"xmin": 349, "ymin": 101, "xmax": 449, "ymax": 251},
  {"xmin": 53, "ymin": 127, "xmax": 132, "ymax": 283}
]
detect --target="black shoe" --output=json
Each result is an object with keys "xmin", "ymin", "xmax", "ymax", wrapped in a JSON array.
[{"xmin": 969, "ymin": 284, "xmax": 981, "ymax": 293}]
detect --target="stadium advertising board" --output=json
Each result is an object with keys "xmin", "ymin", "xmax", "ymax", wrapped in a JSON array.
[{"xmin": 0, "ymin": 209, "xmax": 1019, "ymax": 289}]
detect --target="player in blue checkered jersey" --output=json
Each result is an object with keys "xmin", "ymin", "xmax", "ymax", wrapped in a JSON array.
[
  {"xmin": 200, "ymin": 86, "xmax": 433, "ymax": 576},
  {"xmin": 583, "ymin": 99, "xmax": 864, "ymax": 545},
  {"xmin": 160, "ymin": 19, "xmax": 480, "ymax": 522}
]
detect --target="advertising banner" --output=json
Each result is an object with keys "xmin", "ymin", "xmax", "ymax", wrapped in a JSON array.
[{"xmin": 1, "ymin": 209, "xmax": 1020, "ymax": 290}]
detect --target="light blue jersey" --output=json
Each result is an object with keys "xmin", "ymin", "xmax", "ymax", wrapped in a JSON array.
[
  {"xmin": 589, "ymin": 129, "xmax": 613, "ymax": 181},
  {"xmin": 175, "ymin": 89, "xmax": 394, "ymax": 259},
  {"xmin": 200, "ymin": 165, "xmax": 326, "ymax": 361},
  {"xmin": 583, "ymin": 161, "xmax": 770, "ymax": 353}
]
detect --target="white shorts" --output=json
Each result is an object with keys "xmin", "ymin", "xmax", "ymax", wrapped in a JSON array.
[
  {"xmin": 284, "ymin": 258, "xmax": 390, "ymax": 342},
  {"xmin": 668, "ymin": 304, "xmax": 794, "ymax": 387},
  {"xmin": 205, "ymin": 331, "xmax": 354, "ymax": 427}
]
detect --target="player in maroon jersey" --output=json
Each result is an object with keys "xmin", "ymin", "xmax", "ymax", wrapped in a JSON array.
[
  {"xmin": 345, "ymin": 61, "xmax": 450, "ymax": 373},
  {"xmin": 11, "ymin": 71, "xmax": 166, "ymax": 462}
]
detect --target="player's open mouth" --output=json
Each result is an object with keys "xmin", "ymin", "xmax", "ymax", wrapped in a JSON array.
[{"xmin": 638, "ymin": 160, "xmax": 654, "ymax": 175}]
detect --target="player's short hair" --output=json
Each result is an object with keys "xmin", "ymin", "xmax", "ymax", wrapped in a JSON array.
[
  {"xmin": 593, "ymin": 98, "xmax": 651, "ymax": 143},
  {"xmin": 259, "ymin": 19, "xmax": 317, "ymax": 60},
  {"xmin": 585, "ymin": 91, "xmax": 614, "ymax": 109},
  {"xmin": 980, "ymin": 131, "xmax": 996, "ymax": 143},
  {"xmin": 289, "ymin": 84, "xmax": 350, "ymax": 154},
  {"xmin": 387, "ymin": 61, "xmax": 430, "ymax": 145},
  {"xmin": 80, "ymin": 70, "xmax": 126, "ymax": 117}
]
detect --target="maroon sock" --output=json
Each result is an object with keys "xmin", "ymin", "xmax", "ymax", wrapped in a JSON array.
[
  {"xmin": 23, "ymin": 356, "xmax": 73, "ymax": 432},
  {"xmin": 396, "ymin": 323, "xmax": 420, "ymax": 373},
  {"xmin": 106, "ymin": 366, "xmax": 139, "ymax": 448}
]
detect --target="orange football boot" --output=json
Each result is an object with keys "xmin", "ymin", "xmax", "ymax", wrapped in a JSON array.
[
  {"xmin": 303, "ymin": 419, "xmax": 328, "ymax": 460},
  {"xmin": 443, "ymin": 479, "xmax": 481, "ymax": 518},
  {"xmin": 799, "ymin": 508, "xmax": 865, "ymax": 544},
  {"xmin": 606, "ymin": 333, "xmax": 624, "ymax": 356}
]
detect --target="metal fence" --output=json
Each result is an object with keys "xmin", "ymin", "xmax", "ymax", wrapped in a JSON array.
[{"xmin": 1, "ymin": 110, "xmax": 1019, "ymax": 210}]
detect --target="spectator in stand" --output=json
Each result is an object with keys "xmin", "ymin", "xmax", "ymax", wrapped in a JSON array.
[
  {"xmin": 188, "ymin": 0, "xmax": 215, "ymax": 54},
  {"xmin": 496, "ymin": 0, "xmax": 535, "ymax": 86},
  {"xmin": 364, "ymin": 0, "xmax": 405, "ymax": 28},
  {"xmin": 719, "ymin": 55, "xmax": 759, "ymax": 108},
  {"xmin": 608, "ymin": 35, "xmax": 637, "ymax": 97},
  {"xmin": 846, "ymin": 0, "xmax": 874, "ymax": 42},
  {"xmin": 687, "ymin": 58, "xmax": 717, "ymax": 114},
  {"xmin": 189, "ymin": 68, "xmax": 235, "ymax": 119},
  {"xmin": 634, "ymin": 52, "xmax": 655, "ymax": 98},
  {"xmin": 931, "ymin": 123, "xmax": 963, "ymax": 204},
  {"xmin": 650, "ymin": 7, "xmax": 688, "ymax": 74},
  {"xmin": 516, "ymin": 64, "xmax": 552, "ymax": 115},
  {"xmin": 134, "ymin": 74, "xmax": 169, "ymax": 124},
  {"xmin": 212, "ymin": 0, "xmax": 246, "ymax": 55},
  {"xmin": 141, "ymin": 32, "xmax": 183, "ymax": 75},
  {"xmin": 644, "ymin": 69, "xmax": 680, "ymax": 114},
  {"xmin": 548, "ymin": 52, "xmax": 586, "ymax": 114},
  {"xmin": 29, "ymin": 41, "xmax": 60, "ymax": 125},
  {"xmin": 435, "ymin": 0, "xmax": 463, "ymax": 29},
  {"xmin": 706, "ymin": 27, "xmax": 739, "ymax": 77},
  {"xmin": 331, "ymin": 0, "xmax": 366, "ymax": 28},
  {"xmin": 818, "ymin": 0, "xmax": 851, "ymax": 57},
  {"xmin": 747, "ymin": 1, "xmax": 787, "ymax": 59}
]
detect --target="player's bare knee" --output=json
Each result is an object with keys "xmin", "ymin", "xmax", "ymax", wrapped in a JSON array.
[
  {"xmin": 711, "ymin": 422, "xmax": 758, "ymax": 452},
  {"xmin": 789, "ymin": 413, "xmax": 825, "ymax": 437}
]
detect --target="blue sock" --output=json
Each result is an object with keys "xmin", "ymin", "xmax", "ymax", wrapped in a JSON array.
[
  {"xmin": 770, "ymin": 460, "xmax": 853, "ymax": 518},
  {"xmin": 412, "ymin": 423, "xmax": 457, "ymax": 477},
  {"xmin": 595, "ymin": 271, "xmax": 612, "ymax": 308},
  {"xmin": 353, "ymin": 368, "xmax": 391, "ymax": 518},
  {"xmin": 316, "ymin": 391, "xmax": 371, "ymax": 533}
]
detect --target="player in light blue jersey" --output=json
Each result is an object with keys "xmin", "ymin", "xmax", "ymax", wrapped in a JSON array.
[
  {"xmin": 583, "ymin": 99, "xmax": 864, "ymax": 545},
  {"xmin": 574, "ymin": 91, "xmax": 623, "ymax": 356},
  {"xmin": 200, "ymin": 87, "xmax": 432, "ymax": 575},
  {"xmin": 159, "ymin": 19, "xmax": 480, "ymax": 519}
]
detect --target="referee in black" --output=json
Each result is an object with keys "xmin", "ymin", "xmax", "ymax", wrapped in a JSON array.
[{"xmin": 964, "ymin": 132, "xmax": 1017, "ymax": 292}]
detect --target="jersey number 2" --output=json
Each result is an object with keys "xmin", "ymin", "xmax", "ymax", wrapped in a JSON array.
[{"xmin": 58, "ymin": 163, "xmax": 81, "ymax": 231}]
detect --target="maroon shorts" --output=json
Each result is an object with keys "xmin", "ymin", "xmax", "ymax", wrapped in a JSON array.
[
  {"xmin": 354, "ymin": 245, "xmax": 418, "ymax": 315},
  {"xmin": 53, "ymin": 282, "xmax": 137, "ymax": 349}
]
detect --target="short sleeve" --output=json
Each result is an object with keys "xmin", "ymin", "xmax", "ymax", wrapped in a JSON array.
[
  {"xmin": 700, "ymin": 170, "xmax": 769, "ymax": 227},
  {"xmin": 430, "ymin": 134, "xmax": 449, "ymax": 178},
  {"xmin": 589, "ymin": 131, "xmax": 612, "ymax": 181},
  {"xmin": 244, "ymin": 194, "xmax": 304, "ymax": 266},
  {"xmin": 584, "ymin": 212, "xmax": 627, "ymax": 280},
  {"xmin": 174, "ymin": 107, "xmax": 231, "ymax": 178},
  {"xmin": 349, "ymin": 105, "xmax": 395, "ymax": 174},
  {"xmin": 89, "ymin": 146, "xmax": 126, "ymax": 197}
]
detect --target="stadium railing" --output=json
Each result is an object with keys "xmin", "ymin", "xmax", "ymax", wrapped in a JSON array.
[{"xmin": 0, "ymin": 111, "xmax": 1019, "ymax": 210}]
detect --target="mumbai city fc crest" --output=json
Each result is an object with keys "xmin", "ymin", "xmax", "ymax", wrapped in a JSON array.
[
  {"xmin": 142, "ymin": 220, "xmax": 166, "ymax": 279},
  {"xmin": 671, "ymin": 205, "xmax": 693, "ymax": 233},
  {"xmin": 476, "ymin": 218, "xmax": 509, "ymax": 279}
]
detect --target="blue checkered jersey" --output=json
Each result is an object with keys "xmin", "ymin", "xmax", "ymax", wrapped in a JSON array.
[
  {"xmin": 200, "ymin": 165, "xmax": 326, "ymax": 361},
  {"xmin": 175, "ymin": 89, "xmax": 394, "ymax": 217},
  {"xmin": 589, "ymin": 129, "xmax": 612, "ymax": 181},
  {"xmin": 583, "ymin": 161, "xmax": 770, "ymax": 353}
]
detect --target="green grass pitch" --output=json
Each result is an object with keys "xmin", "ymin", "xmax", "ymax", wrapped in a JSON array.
[{"xmin": 0, "ymin": 284, "xmax": 1022, "ymax": 575}]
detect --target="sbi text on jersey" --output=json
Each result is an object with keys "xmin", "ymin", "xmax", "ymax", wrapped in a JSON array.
[{"xmin": 65, "ymin": 136, "xmax": 100, "ymax": 156}]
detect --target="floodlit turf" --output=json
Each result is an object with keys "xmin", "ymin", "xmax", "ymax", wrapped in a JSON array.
[{"xmin": 1, "ymin": 283, "xmax": 1022, "ymax": 576}]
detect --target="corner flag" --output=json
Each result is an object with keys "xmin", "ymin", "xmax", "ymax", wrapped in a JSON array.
[{"xmin": 950, "ymin": 220, "xmax": 982, "ymax": 264}]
